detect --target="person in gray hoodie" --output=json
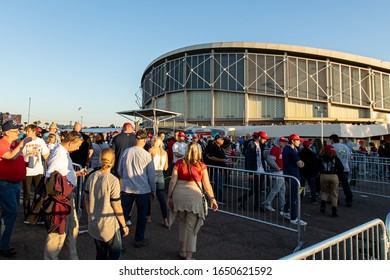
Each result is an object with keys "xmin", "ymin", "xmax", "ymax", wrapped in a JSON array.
[{"xmin": 263, "ymin": 136, "xmax": 288, "ymax": 212}]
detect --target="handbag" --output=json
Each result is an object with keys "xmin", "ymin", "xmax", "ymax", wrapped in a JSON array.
[{"xmin": 191, "ymin": 172, "xmax": 208, "ymax": 216}]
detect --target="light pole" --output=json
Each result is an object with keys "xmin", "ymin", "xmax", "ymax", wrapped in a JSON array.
[
  {"xmin": 77, "ymin": 107, "xmax": 82, "ymax": 124},
  {"xmin": 315, "ymin": 106, "xmax": 326, "ymax": 144}
]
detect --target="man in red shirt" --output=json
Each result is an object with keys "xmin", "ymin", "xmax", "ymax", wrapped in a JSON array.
[
  {"xmin": 0, "ymin": 120, "xmax": 32, "ymax": 257},
  {"xmin": 263, "ymin": 136, "xmax": 288, "ymax": 212}
]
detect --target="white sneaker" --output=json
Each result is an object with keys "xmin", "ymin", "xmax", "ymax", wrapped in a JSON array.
[
  {"xmin": 126, "ymin": 220, "xmax": 132, "ymax": 226},
  {"xmin": 290, "ymin": 218, "xmax": 307, "ymax": 226},
  {"xmin": 279, "ymin": 211, "xmax": 290, "ymax": 220},
  {"xmin": 264, "ymin": 205, "xmax": 275, "ymax": 212}
]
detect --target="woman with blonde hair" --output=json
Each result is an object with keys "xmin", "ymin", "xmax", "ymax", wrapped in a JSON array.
[
  {"xmin": 147, "ymin": 136, "xmax": 169, "ymax": 227},
  {"xmin": 168, "ymin": 142, "xmax": 218, "ymax": 260},
  {"xmin": 84, "ymin": 148, "xmax": 129, "ymax": 259}
]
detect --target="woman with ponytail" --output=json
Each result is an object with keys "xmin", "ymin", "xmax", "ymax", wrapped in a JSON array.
[{"xmin": 84, "ymin": 148, "xmax": 129, "ymax": 259}]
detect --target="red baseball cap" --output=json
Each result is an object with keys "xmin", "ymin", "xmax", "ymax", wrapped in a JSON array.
[
  {"xmin": 288, "ymin": 134, "xmax": 302, "ymax": 141},
  {"xmin": 259, "ymin": 131, "xmax": 269, "ymax": 140},
  {"xmin": 324, "ymin": 145, "xmax": 336, "ymax": 154},
  {"xmin": 303, "ymin": 140, "xmax": 312, "ymax": 148},
  {"xmin": 123, "ymin": 122, "xmax": 133, "ymax": 128},
  {"xmin": 279, "ymin": 136, "xmax": 288, "ymax": 142},
  {"xmin": 178, "ymin": 132, "xmax": 185, "ymax": 137},
  {"xmin": 193, "ymin": 135, "xmax": 198, "ymax": 139}
]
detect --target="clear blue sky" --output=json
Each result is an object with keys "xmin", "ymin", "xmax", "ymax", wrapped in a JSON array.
[{"xmin": 1, "ymin": 0, "xmax": 390, "ymax": 127}]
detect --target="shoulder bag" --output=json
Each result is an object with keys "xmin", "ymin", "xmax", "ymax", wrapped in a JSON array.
[{"xmin": 190, "ymin": 170, "xmax": 208, "ymax": 216}]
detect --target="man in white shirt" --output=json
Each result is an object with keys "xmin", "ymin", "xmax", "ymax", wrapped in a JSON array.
[
  {"xmin": 172, "ymin": 131, "xmax": 187, "ymax": 164},
  {"xmin": 330, "ymin": 134, "xmax": 353, "ymax": 207},
  {"xmin": 44, "ymin": 131, "xmax": 86, "ymax": 260},
  {"xmin": 22, "ymin": 124, "xmax": 50, "ymax": 224}
]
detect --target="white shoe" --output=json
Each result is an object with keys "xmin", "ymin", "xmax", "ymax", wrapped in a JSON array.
[
  {"xmin": 290, "ymin": 218, "xmax": 307, "ymax": 226},
  {"xmin": 126, "ymin": 220, "xmax": 132, "ymax": 226},
  {"xmin": 264, "ymin": 205, "xmax": 275, "ymax": 212},
  {"xmin": 279, "ymin": 211, "xmax": 290, "ymax": 220}
]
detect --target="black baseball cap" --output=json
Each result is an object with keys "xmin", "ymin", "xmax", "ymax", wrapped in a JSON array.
[{"xmin": 2, "ymin": 120, "xmax": 22, "ymax": 132}]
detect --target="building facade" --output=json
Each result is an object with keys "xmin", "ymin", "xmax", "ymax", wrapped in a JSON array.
[{"xmin": 139, "ymin": 42, "xmax": 390, "ymax": 127}]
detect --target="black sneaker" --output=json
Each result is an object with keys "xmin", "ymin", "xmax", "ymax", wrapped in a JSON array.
[{"xmin": 133, "ymin": 239, "xmax": 149, "ymax": 248}]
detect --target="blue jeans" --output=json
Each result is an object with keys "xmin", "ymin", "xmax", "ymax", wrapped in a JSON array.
[
  {"xmin": 93, "ymin": 228, "xmax": 123, "ymax": 260},
  {"xmin": 147, "ymin": 172, "xmax": 168, "ymax": 219},
  {"xmin": 300, "ymin": 175, "xmax": 317, "ymax": 201},
  {"xmin": 284, "ymin": 177, "xmax": 299, "ymax": 220},
  {"xmin": 0, "ymin": 181, "xmax": 21, "ymax": 251},
  {"xmin": 121, "ymin": 192, "xmax": 149, "ymax": 242},
  {"xmin": 338, "ymin": 172, "xmax": 353, "ymax": 203},
  {"xmin": 210, "ymin": 168, "xmax": 224, "ymax": 202}
]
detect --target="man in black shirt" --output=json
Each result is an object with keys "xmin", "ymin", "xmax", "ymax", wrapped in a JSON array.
[
  {"xmin": 207, "ymin": 135, "xmax": 228, "ymax": 202},
  {"xmin": 111, "ymin": 122, "xmax": 136, "ymax": 178},
  {"xmin": 70, "ymin": 122, "xmax": 93, "ymax": 168}
]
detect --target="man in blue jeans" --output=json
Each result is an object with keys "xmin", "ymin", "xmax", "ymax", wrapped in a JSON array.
[
  {"xmin": 0, "ymin": 121, "xmax": 32, "ymax": 257},
  {"xmin": 282, "ymin": 134, "xmax": 307, "ymax": 226},
  {"xmin": 118, "ymin": 130, "xmax": 156, "ymax": 248}
]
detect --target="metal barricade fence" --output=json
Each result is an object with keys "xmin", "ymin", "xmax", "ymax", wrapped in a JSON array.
[
  {"xmin": 350, "ymin": 154, "xmax": 390, "ymax": 198},
  {"xmin": 206, "ymin": 164, "xmax": 305, "ymax": 252},
  {"xmin": 280, "ymin": 212, "xmax": 390, "ymax": 260},
  {"xmin": 229, "ymin": 154, "xmax": 390, "ymax": 198}
]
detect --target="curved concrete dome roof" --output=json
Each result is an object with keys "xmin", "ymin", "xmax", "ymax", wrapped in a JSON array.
[{"xmin": 145, "ymin": 42, "xmax": 390, "ymax": 74}]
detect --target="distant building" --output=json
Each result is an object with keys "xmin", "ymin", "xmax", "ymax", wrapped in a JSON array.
[
  {"xmin": 0, "ymin": 112, "xmax": 22, "ymax": 125},
  {"xmin": 139, "ymin": 42, "xmax": 390, "ymax": 128}
]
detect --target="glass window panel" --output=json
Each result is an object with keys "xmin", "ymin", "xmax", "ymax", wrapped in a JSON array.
[
  {"xmin": 297, "ymin": 59, "xmax": 307, "ymax": 98},
  {"xmin": 341, "ymin": 65, "xmax": 351, "ymax": 104},
  {"xmin": 317, "ymin": 62, "xmax": 327, "ymax": 101},
  {"xmin": 236, "ymin": 55, "xmax": 245, "ymax": 91},
  {"xmin": 256, "ymin": 55, "xmax": 266, "ymax": 94},
  {"xmin": 307, "ymin": 60, "xmax": 317, "ymax": 100},
  {"xmin": 360, "ymin": 69, "xmax": 370, "ymax": 106},
  {"xmin": 351, "ymin": 67, "xmax": 360, "ymax": 105},
  {"xmin": 288, "ymin": 58, "xmax": 298, "ymax": 97},
  {"xmin": 331, "ymin": 64, "xmax": 341, "ymax": 103},
  {"xmin": 247, "ymin": 54, "xmax": 257, "ymax": 93},
  {"xmin": 228, "ymin": 54, "xmax": 237, "ymax": 91},
  {"xmin": 374, "ymin": 72, "xmax": 383, "ymax": 108},
  {"xmin": 383, "ymin": 75, "xmax": 390, "ymax": 109},
  {"xmin": 274, "ymin": 56, "xmax": 285, "ymax": 95}
]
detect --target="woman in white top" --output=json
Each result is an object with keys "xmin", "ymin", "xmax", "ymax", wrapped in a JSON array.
[
  {"xmin": 147, "ymin": 136, "xmax": 169, "ymax": 228},
  {"xmin": 91, "ymin": 133, "xmax": 110, "ymax": 170}
]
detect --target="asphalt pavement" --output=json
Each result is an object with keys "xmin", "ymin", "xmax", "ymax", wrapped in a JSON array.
[{"xmin": 1, "ymin": 190, "xmax": 389, "ymax": 260}]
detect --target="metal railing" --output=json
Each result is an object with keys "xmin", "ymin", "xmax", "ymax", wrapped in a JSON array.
[
  {"xmin": 350, "ymin": 153, "xmax": 390, "ymax": 198},
  {"xmin": 206, "ymin": 164, "xmax": 305, "ymax": 251},
  {"xmin": 72, "ymin": 163, "xmax": 88, "ymax": 234},
  {"xmin": 280, "ymin": 213, "xmax": 390, "ymax": 260},
  {"xmin": 228, "ymin": 154, "xmax": 390, "ymax": 198}
]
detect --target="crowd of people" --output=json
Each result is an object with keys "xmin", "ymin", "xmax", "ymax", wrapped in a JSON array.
[
  {"xmin": 0, "ymin": 118, "xmax": 387, "ymax": 259},
  {"xmin": 0, "ymin": 120, "xmax": 219, "ymax": 260}
]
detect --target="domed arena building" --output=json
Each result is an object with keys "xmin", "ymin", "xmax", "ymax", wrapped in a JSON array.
[{"xmin": 138, "ymin": 42, "xmax": 390, "ymax": 127}]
